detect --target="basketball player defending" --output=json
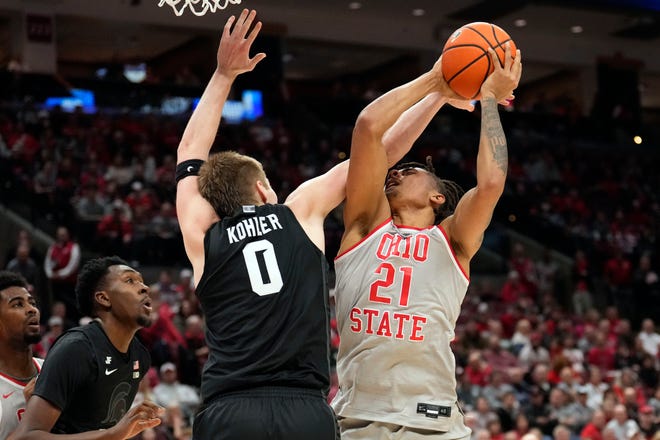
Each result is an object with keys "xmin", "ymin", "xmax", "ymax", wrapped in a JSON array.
[
  {"xmin": 0, "ymin": 271, "xmax": 42, "ymax": 439},
  {"xmin": 175, "ymin": 9, "xmax": 474, "ymax": 440},
  {"xmin": 333, "ymin": 44, "xmax": 522, "ymax": 439},
  {"xmin": 10, "ymin": 257, "xmax": 162, "ymax": 439}
]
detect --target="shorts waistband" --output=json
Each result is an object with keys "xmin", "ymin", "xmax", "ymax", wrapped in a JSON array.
[{"xmin": 206, "ymin": 386, "xmax": 325, "ymax": 403}]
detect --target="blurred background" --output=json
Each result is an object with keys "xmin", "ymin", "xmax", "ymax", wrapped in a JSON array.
[{"xmin": 0, "ymin": 1, "xmax": 658, "ymax": 439}]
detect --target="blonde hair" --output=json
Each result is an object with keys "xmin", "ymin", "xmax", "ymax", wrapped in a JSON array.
[{"xmin": 198, "ymin": 151, "xmax": 268, "ymax": 217}]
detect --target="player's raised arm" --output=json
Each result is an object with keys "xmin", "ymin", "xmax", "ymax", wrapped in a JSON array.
[
  {"xmin": 443, "ymin": 44, "xmax": 522, "ymax": 263},
  {"xmin": 175, "ymin": 9, "xmax": 266, "ymax": 280},
  {"xmin": 340, "ymin": 59, "xmax": 470, "ymax": 253},
  {"xmin": 286, "ymin": 89, "xmax": 473, "ymax": 252}
]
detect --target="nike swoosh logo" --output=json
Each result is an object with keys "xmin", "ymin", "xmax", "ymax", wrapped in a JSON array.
[
  {"xmin": 2, "ymin": 391, "xmax": 15, "ymax": 399},
  {"xmin": 105, "ymin": 368, "xmax": 118, "ymax": 375}
]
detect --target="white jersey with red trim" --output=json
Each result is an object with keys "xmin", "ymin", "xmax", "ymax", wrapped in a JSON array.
[
  {"xmin": 332, "ymin": 219, "xmax": 470, "ymax": 435},
  {"xmin": 0, "ymin": 358, "xmax": 43, "ymax": 440}
]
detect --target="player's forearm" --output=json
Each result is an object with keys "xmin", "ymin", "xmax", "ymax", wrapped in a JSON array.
[
  {"xmin": 176, "ymin": 72, "xmax": 234, "ymax": 163},
  {"xmin": 382, "ymin": 92, "xmax": 448, "ymax": 166},
  {"xmin": 476, "ymin": 97, "xmax": 507, "ymax": 191},
  {"xmin": 9, "ymin": 428, "xmax": 121, "ymax": 440},
  {"xmin": 356, "ymin": 71, "xmax": 440, "ymax": 142}
]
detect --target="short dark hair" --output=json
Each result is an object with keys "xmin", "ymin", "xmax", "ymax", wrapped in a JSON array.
[
  {"xmin": 75, "ymin": 256, "xmax": 129, "ymax": 317},
  {"xmin": 0, "ymin": 270, "xmax": 29, "ymax": 294},
  {"xmin": 393, "ymin": 156, "xmax": 465, "ymax": 223}
]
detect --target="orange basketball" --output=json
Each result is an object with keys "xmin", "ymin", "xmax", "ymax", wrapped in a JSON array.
[{"xmin": 441, "ymin": 22, "xmax": 517, "ymax": 99}]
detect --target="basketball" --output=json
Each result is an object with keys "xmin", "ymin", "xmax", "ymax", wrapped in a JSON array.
[{"xmin": 441, "ymin": 22, "xmax": 517, "ymax": 99}]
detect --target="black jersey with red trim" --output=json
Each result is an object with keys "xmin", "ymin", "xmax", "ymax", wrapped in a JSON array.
[{"xmin": 195, "ymin": 204, "xmax": 331, "ymax": 403}]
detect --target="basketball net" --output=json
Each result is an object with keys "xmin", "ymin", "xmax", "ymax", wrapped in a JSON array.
[{"xmin": 158, "ymin": 0, "xmax": 242, "ymax": 16}]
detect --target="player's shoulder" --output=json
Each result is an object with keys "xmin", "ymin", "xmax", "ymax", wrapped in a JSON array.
[{"xmin": 50, "ymin": 323, "xmax": 97, "ymax": 353}]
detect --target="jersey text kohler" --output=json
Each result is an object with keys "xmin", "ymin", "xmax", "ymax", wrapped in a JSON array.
[{"xmin": 227, "ymin": 214, "xmax": 283, "ymax": 244}]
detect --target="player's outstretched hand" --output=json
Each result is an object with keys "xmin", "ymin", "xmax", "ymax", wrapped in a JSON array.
[
  {"xmin": 110, "ymin": 401, "xmax": 164, "ymax": 439},
  {"xmin": 480, "ymin": 42, "xmax": 522, "ymax": 103},
  {"xmin": 216, "ymin": 9, "xmax": 267, "ymax": 79}
]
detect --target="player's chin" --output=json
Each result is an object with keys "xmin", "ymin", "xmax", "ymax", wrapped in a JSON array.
[
  {"xmin": 136, "ymin": 313, "xmax": 153, "ymax": 328},
  {"xmin": 25, "ymin": 332, "xmax": 42, "ymax": 345}
]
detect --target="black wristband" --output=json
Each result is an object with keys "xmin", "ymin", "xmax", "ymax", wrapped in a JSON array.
[{"xmin": 175, "ymin": 159, "xmax": 205, "ymax": 183}]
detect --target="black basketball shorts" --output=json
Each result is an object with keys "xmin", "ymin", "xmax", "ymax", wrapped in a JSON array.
[{"xmin": 192, "ymin": 386, "xmax": 339, "ymax": 440}]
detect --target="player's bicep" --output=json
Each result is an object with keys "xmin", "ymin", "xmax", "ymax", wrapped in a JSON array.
[
  {"xmin": 343, "ymin": 125, "xmax": 391, "ymax": 236},
  {"xmin": 12, "ymin": 395, "xmax": 62, "ymax": 436},
  {"xmin": 443, "ymin": 187, "xmax": 500, "ymax": 259},
  {"xmin": 176, "ymin": 177, "xmax": 218, "ymax": 264}
]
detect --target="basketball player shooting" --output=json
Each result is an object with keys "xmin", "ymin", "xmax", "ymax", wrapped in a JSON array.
[
  {"xmin": 174, "ymin": 9, "xmax": 481, "ymax": 439},
  {"xmin": 332, "ymin": 44, "xmax": 522, "ymax": 439}
]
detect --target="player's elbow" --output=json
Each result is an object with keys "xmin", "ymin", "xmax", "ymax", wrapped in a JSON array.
[
  {"xmin": 354, "ymin": 109, "xmax": 383, "ymax": 140},
  {"xmin": 477, "ymin": 177, "xmax": 505, "ymax": 199}
]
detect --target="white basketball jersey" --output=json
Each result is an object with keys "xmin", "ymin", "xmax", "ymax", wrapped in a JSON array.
[
  {"xmin": 0, "ymin": 358, "xmax": 43, "ymax": 440},
  {"xmin": 332, "ymin": 220, "xmax": 471, "ymax": 435}
]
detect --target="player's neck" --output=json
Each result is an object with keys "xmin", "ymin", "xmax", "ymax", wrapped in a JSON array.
[
  {"xmin": 93, "ymin": 316, "xmax": 137, "ymax": 354},
  {"xmin": 0, "ymin": 344, "xmax": 35, "ymax": 379},
  {"xmin": 391, "ymin": 207, "xmax": 435, "ymax": 229}
]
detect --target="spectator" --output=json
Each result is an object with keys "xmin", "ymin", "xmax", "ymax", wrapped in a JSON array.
[
  {"xmin": 6, "ymin": 243, "xmax": 39, "ymax": 291},
  {"xmin": 482, "ymin": 370, "xmax": 515, "ymax": 409},
  {"xmin": 636, "ymin": 405, "xmax": 657, "ymax": 440},
  {"xmin": 152, "ymin": 362, "xmax": 200, "ymax": 427},
  {"xmin": 465, "ymin": 351, "xmax": 493, "ymax": 388},
  {"xmin": 581, "ymin": 409, "xmax": 606, "ymax": 440},
  {"xmin": 587, "ymin": 331, "xmax": 616, "ymax": 372},
  {"xmin": 501, "ymin": 270, "xmax": 533, "ymax": 304},
  {"xmin": 96, "ymin": 200, "xmax": 133, "ymax": 256},
  {"xmin": 604, "ymin": 404, "xmax": 639, "ymax": 440},
  {"xmin": 511, "ymin": 319, "xmax": 533, "ymax": 355},
  {"xmin": 569, "ymin": 386, "xmax": 595, "ymax": 433},
  {"xmin": 43, "ymin": 225, "xmax": 80, "ymax": 320},
  {"xmin": 483, "ymin": 335, "xmax": 520, "ymax": 379},
  {"xmin": 473, "ymin": 396, "xmax": 500, "ymax": 432},
  {"xmin": 584, "ymin": 366, "xmax": 609, "ymax": 410},
  {"xmin": 525, "ymin": 387, "xmax": 551, "ymax": 434},
  {"xmin": 75, "ymin": 183, "xmax": 106, "ymax": 222},
  {"xmin": 638, "ymin": 319, "xmax": 660, "ymax": 357},
  {"xmin": 519, "ymin": 333, "xmax": 551, "ymax": 369},
  {"xmin": 552, "ymin": 424, "xmax": 572, "ymax": 440},
  {"xmin": 33, "ymin": 315, "xmax": 64, "ymax": 358},
  {"xmin": 149, "ymin": 202, "xmax": 180, "ymax": 265},
  {"xmin": 48, "ymin": 300, "xmax": 76, "ymax": 331},
  {"xmin": 572, "ymin": 280, "xmax": 594, "ymax": 316}
]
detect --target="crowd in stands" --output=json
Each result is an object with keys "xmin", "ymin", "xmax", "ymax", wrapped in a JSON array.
[{"xmin": 0, "ymin": 72, "xmax": 659, "ymax": 440}]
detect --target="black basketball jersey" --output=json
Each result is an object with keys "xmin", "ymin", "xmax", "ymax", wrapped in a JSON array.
[
  {"xmin": 33, "ymin": 321, "xmax": 150, "ymax": 433},
  {"xmin": 195, "ymin": 204, "xmax": 331, "ymax": 403}
]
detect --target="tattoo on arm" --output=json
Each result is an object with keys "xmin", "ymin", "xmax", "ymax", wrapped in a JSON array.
[{"xmin": 481, "ymin": 97, "xmax": 508, "ymax": 174}]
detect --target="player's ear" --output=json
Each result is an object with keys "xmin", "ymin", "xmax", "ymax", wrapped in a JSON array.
[
  {"xmin": 430, "ymin": 192, "xmax": 445, "ymax": 209},
  {"xmin": 94, "ymin": 290, "xmax": 111, "ymax": 309},
  {"xmin": 255, "ymin": 180, "xmax": 270, "ymax": 204}
]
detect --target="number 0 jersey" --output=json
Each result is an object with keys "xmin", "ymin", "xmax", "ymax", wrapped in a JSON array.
[
  {"xmin": 195, "ymin": 204, "xmax": 332, "ymax": 403},
  {"xmin": 332, "ymin": 219, "xmax": 471, "ymax": 434}
]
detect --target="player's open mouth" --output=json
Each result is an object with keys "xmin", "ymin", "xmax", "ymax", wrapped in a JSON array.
[
  {"xmin": 27, "ymin": 318, "xmax": 40, "ymax": 329},
  {"xmin": 142, "ymin": 300, "xmax": 152, "ymax": 313}
]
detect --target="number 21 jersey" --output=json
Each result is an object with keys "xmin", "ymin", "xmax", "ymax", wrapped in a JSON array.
[
  {"xmin": 195, "ymin": 204, "xmax": 331, "ymax": 403},
  {"xmin": 332, "ymin": 220, "xmax": 470, "ymax": 433}
]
